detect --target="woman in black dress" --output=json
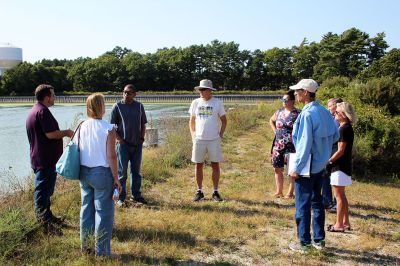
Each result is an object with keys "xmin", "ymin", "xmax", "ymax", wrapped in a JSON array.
[{"xmin": 327, "ymin": 102, "xmax": 358, "ymax": 232}]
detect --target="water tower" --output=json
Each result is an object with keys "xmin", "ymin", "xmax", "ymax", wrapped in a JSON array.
[{"xmin": 0, "ymin": 43, "xmax": 23, "ymax": 75}]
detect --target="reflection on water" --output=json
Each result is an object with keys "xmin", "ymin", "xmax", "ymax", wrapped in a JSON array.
[{"xmin": 0, "ymin": 103, "xmax": 189, "ymax": 182}]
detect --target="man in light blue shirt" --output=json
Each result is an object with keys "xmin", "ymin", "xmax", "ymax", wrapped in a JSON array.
[{"xmin": 288, "ymin": 79, "xmax": 339, "ymax": 253}]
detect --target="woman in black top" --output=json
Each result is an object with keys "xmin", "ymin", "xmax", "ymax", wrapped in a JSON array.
[{"xmin": 327, "ymin": 102, "xmax": 358, "ymax": 232}]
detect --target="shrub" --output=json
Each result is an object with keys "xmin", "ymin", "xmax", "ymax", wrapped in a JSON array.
[
  {"xmin": 0, "ymin": 208, "xmax": 37, "ymax": 261},
  {"xmin": 352, "ymin": 110, "xmax": 400, "ymax": 179},
  {"xmin": 317, "ymin": 80, "xmax": 400, "ymax": 180},
  {"xmin": 359, "ymin": 77, "xmax": 400, "ymax": 115},
  {"xmin": 321, "ymin": 76, "xmax": 351, "ymax": 89}
]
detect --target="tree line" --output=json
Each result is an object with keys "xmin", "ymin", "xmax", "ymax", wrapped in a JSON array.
[{"xmin": 0, "ymin": 27, "xmax": 399, "ymax": 95}]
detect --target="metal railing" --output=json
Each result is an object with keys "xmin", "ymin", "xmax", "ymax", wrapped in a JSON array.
[{"xmin": 0, "ymin": 94, "xmax": 281, "ymax": 104}]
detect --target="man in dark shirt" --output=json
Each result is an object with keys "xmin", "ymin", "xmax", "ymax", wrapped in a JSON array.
[
  {"xmin": 26, "ymin": 84, "xmax": 73, "ymax": 231},
  {"xmin": 110, "ymin": 84, "xmax": 147, "ymax": 206}
]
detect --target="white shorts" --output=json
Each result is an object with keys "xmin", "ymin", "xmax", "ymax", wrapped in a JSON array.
[
  {"xmin": 191, "ymin": 138, "xmax": 223, "ymax": 163},
  {"xmin": 330, "ymin": 170, "xmax": 352, "ymax": 186}
]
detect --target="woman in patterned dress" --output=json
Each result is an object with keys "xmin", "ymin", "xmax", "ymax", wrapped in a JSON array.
[{"xmin": 269, "ymin": 91, "xmax": 300, "ymax": 198}]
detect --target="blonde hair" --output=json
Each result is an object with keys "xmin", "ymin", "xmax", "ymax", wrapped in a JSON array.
[
  {"xmin": 86, "ymin": 93, "xmax": 105, "ymax": 119},
  {"xmin": 336, "ymin": 102, "xmax": 358, "ymax": 124}
]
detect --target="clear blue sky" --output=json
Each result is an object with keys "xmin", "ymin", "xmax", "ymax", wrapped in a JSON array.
[{"xmin": 2, "ymin": 0, "xmax": 399, "ymax": 63}]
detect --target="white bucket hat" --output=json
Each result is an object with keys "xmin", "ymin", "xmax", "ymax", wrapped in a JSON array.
[
  {"xmin": 195, "ymin": 79, "xmax": 216, "ymax": 91},
  {"xmin": 289, "ymin": 79, "xmax": 319, "ymax": 93}
]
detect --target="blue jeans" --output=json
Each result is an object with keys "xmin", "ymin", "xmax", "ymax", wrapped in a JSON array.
[
  {"xmin": 34, "ymin": 166, "xmax": 57, "ymax": 223},
  {"xmin": 116, "ymin": 143, "xmax": 143, "ymax": 201},
  {"xmin": 294, "ymin": 170, "xmax": 325, "ymax": 246},
  {"xmin": 80, "ymin": 166, "xmax": 114, "ymax": 257}
]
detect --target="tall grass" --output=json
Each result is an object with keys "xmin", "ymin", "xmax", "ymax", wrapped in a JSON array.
[{"xmin": 0, "ymin": 208, "xmax": 37, "ymax": 260}]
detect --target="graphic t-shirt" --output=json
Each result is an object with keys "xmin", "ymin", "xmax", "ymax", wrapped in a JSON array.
[{"xmin": 189, "ymin": 97, "xmax": 226, "ymax": 140}]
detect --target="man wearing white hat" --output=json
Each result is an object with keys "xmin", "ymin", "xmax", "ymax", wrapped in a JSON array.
[
  {"xmin": 288, "ymin": 79, "xmax": 339, "ymax": 253},
  {"xmin": 189, "ymin": 79, "xmax": 227, "ymax": 202}
]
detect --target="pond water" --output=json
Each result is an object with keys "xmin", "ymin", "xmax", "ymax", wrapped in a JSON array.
[{"xmin": 0, "ymin": 103, "xmax": 189, "ymax": 187}]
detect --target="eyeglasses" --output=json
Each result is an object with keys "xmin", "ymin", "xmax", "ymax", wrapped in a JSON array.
[
  {"xmin": 281, "ymin": 97, "xmax": 291, "ymax": 102},
  {"xmin": 123, "ymin": 90, "xmax": 134, "ymax": 95}
]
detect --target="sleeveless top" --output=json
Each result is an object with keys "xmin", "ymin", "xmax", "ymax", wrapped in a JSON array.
[
  {"xmin": 76, "ymin": 119, "xmax": 114, "ymax": 167},
  {"xmin": 271, "ymin": 107, "xmax": 301, "ymax": 154}
]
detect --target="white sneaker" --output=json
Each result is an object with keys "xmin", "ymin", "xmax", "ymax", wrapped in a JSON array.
[
  {"xmin": 289, "ymin": 241, "xmax": 312, "ymax": 254},
  {"xmin": 116, "ymin": 200, "xmax": 126, "ymax": 208},
  {"xmin": 312, "ymin": 240, "xmax": 325, "ymax": 250}
]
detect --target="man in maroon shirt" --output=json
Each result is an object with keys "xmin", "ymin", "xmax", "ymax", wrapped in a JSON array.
[{"xmin": 26, "ymin": 84, "xmax": 73, "ymax": 232}]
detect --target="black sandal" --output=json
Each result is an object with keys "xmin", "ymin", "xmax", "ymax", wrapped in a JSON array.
[
  {"xmin": 344, "ymin": 225, "xmax": 352, "ymax": 231},
  {"xmin": 327, "ymin": 224, "xmax": 345, "ymax": 232}
]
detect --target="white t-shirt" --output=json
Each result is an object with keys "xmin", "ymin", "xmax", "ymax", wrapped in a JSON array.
[
  {"xmin": 75, "ymin": 119, "xmax": 114, "ymax": 167},
  {"xmin": 189, "ymin": 97, "xmax": 226, "ymax": 140}
]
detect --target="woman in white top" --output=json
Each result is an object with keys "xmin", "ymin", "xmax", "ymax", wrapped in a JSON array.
[{"xmin": 77, "ymin": 93, "xmax": 121, "ymax": 257}]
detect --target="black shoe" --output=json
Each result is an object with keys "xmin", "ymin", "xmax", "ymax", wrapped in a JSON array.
[
  {"xmin": 212, "ymin": 191, "xmax": 223, "ymax": 202},
  {"xmin": 81, "ymin": 247, "xmax": 95, "ymax": 255},
  {"xmin": 42, "ymin": 222, "xmax": 63, "ymax": 236},
  {"xmin": 51, "ymin": 215, "xmax": 68, "ymax": 227},
  {"xmin": 328, "ymin": 206, "xmax": 337, "ymax": 213},
  {"xmin": 131, "ymin": 196, "xmax": 147, "ymax": 204},
  {"xmin": 193, "ymin": 191, "xmax": 205, "ymax": 202}
]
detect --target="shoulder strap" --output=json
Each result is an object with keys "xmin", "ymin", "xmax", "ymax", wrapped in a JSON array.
[
  {"xmin": 71, "ymin": 121, "xmax": 85, "ymax": 151},
  {"xmin": 115, "ymin": 102, "xmax": 126, "ymax": 140},
  {"xmin": 138, "ymin": 102, "xmax": 142, "ymax": 132}
]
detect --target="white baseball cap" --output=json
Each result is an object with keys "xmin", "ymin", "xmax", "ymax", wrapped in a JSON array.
[{"xmin": 289, "ymin": 79, "xmax": 319, "ymax": 93}]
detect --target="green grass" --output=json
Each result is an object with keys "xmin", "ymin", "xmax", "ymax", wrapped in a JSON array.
[{"xmin": 0, "ymin": 101, "xmax": 399, "ymax": 265}]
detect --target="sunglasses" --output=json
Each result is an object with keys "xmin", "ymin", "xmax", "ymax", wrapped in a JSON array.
[
  {"xmin": 281, "ymin": 97, "xmax": 291, "ymax": 102},
  {"xmin": 198, "ymin": 88, "xmax": 209, "ymax": 92},
  {"xmin": 123, "ymin": 90, "xmax": 134, "ymax": 95}
]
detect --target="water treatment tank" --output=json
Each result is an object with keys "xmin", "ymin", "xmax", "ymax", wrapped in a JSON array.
[{"xmin": 0, "ymin": 43, "xmax": 23, "ymax": 75}]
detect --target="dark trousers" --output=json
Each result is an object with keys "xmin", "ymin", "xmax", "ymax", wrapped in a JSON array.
[
  {"xmin": 34, "ymin": 166, "xmax": 57, "ymax": 223},
  {"xmin": 322, "ymin": 170, "xmax": 337, "ymax": 208}
]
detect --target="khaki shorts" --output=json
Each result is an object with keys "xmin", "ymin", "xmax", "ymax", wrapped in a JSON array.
[{"xmin": 191, "ymin": 138, "xmax": 223, "ymax": 163}]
